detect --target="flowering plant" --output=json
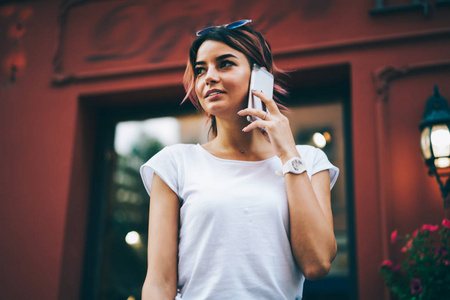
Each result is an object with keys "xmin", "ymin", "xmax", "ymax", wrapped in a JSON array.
[{"xmin": 380, "ymin": 219, "xmax": 450, "ymax": 299}]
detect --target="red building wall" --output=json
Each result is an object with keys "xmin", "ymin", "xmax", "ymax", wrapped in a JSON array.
[{"xmin": 0, "ymin": 1, "xmax": 449, "ymax": 299}]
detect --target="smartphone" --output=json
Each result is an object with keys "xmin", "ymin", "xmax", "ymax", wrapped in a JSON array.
[{"xmin": 247, "ymin": 64, "xmax": 274, "ymax": 122}]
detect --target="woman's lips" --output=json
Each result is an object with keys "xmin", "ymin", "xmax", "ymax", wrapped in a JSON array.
[{"xmin": 205, "ymin": 90, "xmax": 226, "ymax": 100}]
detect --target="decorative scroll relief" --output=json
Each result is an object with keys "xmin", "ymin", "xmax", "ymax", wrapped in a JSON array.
[
  {"xmin": 56, "ymin": 1, "xmax": 199, "ymax": 75},
  {"xmin": 53, "ymin": 0, "xmax": 335, "ymax": 86},
  {"xmin": 373, "ymin": 60, "xmax": 450, "ymax": 103}
]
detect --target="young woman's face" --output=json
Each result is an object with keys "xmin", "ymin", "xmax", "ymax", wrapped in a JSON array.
[{"xmin": 194, "ymin": 40, "xmax": 251, "ymax": 118}]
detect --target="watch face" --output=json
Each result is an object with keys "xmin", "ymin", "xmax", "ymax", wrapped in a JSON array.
[{"xmin": 292, "ymin": 159, "xmax": 301, "ymax": 171}]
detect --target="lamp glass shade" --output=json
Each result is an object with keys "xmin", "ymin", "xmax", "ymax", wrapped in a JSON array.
[
  {"xmin": 430, "ymin": 124, "xmax": 450, "ymax": 159},
  {"xmin": 435, "ymin": 157, "xmax": 450, "ymax": 168},
  {"xmin": 420, "ymin": 126, "xmax": 432, "ymax": 159}
]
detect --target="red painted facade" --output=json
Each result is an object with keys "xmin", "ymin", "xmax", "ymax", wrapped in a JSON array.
[{"xmin": 0, "ymin": 1, "xmax": 449, "ymax": 299}]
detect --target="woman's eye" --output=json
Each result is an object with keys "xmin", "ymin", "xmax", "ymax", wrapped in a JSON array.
[
  {"xmin": 220, "ymin": 60, "xmax": 234, "ymax": 68},
  {"xmin": 194, "ymin": 67, "xmax": 205, "ymax": 76}
]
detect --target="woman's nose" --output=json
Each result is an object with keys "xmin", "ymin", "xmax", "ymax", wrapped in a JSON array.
[{"xmin": 205, "ymin": 67, "xmax": 219, "ymax": 85}]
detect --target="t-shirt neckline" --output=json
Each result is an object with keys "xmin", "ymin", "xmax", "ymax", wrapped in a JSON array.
[{"xmin": 196, "ymin": 143, "xmax": 278, "ymax": 164}]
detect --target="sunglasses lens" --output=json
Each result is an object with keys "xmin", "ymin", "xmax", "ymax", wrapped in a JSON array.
[
  {"xmin": 225, "ymin": 19, "xmax": 251, "ymax": 29},
  {"xmin": 196, "ymin": 26, "xmax": 216, "ymax": 36},
  {"xmin": 196, "ymin": 19, "xmax": 252, "ymax": 36}
]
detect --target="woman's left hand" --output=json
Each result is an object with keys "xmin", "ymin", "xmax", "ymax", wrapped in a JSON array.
[
  {"xmin": 240, "ymin": 92, "xmax": 336, "ymax": 280},
  {"xmin": 237, "ymin": 90, "xmax": 299, "ymax": 163}
]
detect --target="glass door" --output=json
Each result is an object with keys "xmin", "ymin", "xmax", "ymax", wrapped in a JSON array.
[{"xmin": 86, "ymin": 79, "xmax": 355, "ymax": 300}]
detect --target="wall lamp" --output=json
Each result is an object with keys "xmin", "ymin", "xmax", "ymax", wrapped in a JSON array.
[{"xmin": 419, "ymin": 85, "xmax": 450, "ymax": 210}]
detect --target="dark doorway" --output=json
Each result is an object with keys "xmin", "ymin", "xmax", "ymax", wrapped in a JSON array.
[{"xmin": 82, "ymin": 64, "xmax": 356, "ymax": 300}]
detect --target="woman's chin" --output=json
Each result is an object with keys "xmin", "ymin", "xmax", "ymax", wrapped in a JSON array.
[{"xmin": 204, "ymin": 101, "xmax": 246, "ymax": 117}]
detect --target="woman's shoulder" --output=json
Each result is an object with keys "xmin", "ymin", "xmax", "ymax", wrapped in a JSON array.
[
  {"xmin": 158, "ymin": 143, "xmax": 200, "ymax": 157},
  {"xmin": 296, "ymin": 144, "xmax": 330, "ymax": 164},
  {"xmin": 143, "ymin": 143, "xmax": 198, "ymax": 167},
  {"xmin": 296, "ymin": 144, "xmax": 320, "ymax": 156}
]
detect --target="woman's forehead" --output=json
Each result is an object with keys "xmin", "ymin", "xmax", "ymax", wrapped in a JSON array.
[{"xmin": 196, "ymin": 40, "xmax": 244, "ymax": 62}]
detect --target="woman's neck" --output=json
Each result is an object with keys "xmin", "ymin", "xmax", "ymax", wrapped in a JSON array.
[{"xmin": 204, "ymin": 116, "xmax": 273, "ymax": 160}]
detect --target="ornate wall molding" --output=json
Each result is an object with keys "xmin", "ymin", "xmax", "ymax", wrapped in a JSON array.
[
  {"xmin": 52, "ymin": 0, "xmax": 450, "ymax": 87},
  {"xmin": 373, "ymin": 59, "xmax": 450, "ymax": 103},
  {"xmin": 52, "ymin": 0, "xmax": 304, "ymax": 87}
]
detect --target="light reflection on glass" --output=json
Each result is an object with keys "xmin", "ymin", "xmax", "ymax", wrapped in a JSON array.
[
  {"xmin": 420, "ymin": 127, "xmax": 431, "ymax": 160},
  {"xmin": 430, "ymin": 125, "xmax": 450, "ymax": 158}
]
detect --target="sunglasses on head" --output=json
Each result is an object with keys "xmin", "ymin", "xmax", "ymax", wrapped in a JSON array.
[{"xmin": 196, "ymin": 19, "xmax": 252, "ymax": 36}]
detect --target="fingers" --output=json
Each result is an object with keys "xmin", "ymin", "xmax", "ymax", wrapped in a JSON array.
[
  {"xmin": 251, "ymin": 90, "xmax": 279, "ymax": 113},
  {"xmin": 242, "ymin": 119, "xmax": 267, "ymax": 132},
  {"xmin": 262, "ymin": 111, "xmax": 268, "ymax": 120},
  {"xmin": 238, "ymin": 91, "xmax": 282, "ymax": 133},
  {"xmin": 237, "ymin": 108, "xmax": 268, "ymax": 120}
]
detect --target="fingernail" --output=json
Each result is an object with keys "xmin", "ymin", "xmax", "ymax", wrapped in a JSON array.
[{"xmin": 237, "ymin": 110, "xmax": 243, "ymax": 114}]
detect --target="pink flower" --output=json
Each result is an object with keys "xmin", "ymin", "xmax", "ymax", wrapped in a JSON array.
[
  {"xmin": 401, "ymin": 239, "xmax": 413, "ymax": 253},
  {"xmin": 411, "ymin": 229, "xmax": 418, "ymax": 238},
  {"xmin": 390, "ymin": 229, "xmax": 398, "ymax": 244},
  {"xmin": 421, "ymin": 224, "xmax": 439, "ymax": 232},
  {"xmin": 381, "ymin": 260, "xmax": 393, "ymax": 267},
  {"xmin": 410, "ymin": 278, "xmax": 423, "ymax": 295},
  {"xmin": 443, "ymin": 219, "xmax": 450, "ymax": 229}
]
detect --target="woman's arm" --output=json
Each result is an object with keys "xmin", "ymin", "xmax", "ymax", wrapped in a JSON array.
[
  {"xmin": 142, "ymin": 174, "xmax": 180, "ymax": 300},
  {"xmin": 284, "ymin": 169, "xmax": 336, "ymax": 280},
  {"xmin": 239, "ymin": 90, "xmax": 337, "ymax": 280}
]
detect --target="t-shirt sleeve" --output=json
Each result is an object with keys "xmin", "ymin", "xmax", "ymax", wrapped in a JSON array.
[
  {"xmin": 140, "ymin": 146, "xmax": 179, "ymax": 197},
  {"xmin": 311, "ymin": 148, "xmax": 339, "ymax": 190},
  {"xmin": 298, "ymin": 145, "xmax": 339, "ymax": 190}
]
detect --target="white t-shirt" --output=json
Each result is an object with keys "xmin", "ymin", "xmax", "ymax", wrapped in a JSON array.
[{"xmin": 140, "ymin": 143, "xmax": 339, "ymax": 300}]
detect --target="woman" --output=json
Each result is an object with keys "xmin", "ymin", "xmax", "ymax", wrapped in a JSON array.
[{"xmin": 140, "ymin": 20, "xmax": 339, "ymax": 300}]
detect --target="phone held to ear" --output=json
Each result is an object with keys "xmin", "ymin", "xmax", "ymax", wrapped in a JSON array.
[{"xmin": 247, "ymin": 64, "xmax": 274, "ymax": 123}]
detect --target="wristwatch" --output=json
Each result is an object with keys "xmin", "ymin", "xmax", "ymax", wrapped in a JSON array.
[{"xmin": 282, "ymin": 157, "xmax": 306, "ymax": 175}]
